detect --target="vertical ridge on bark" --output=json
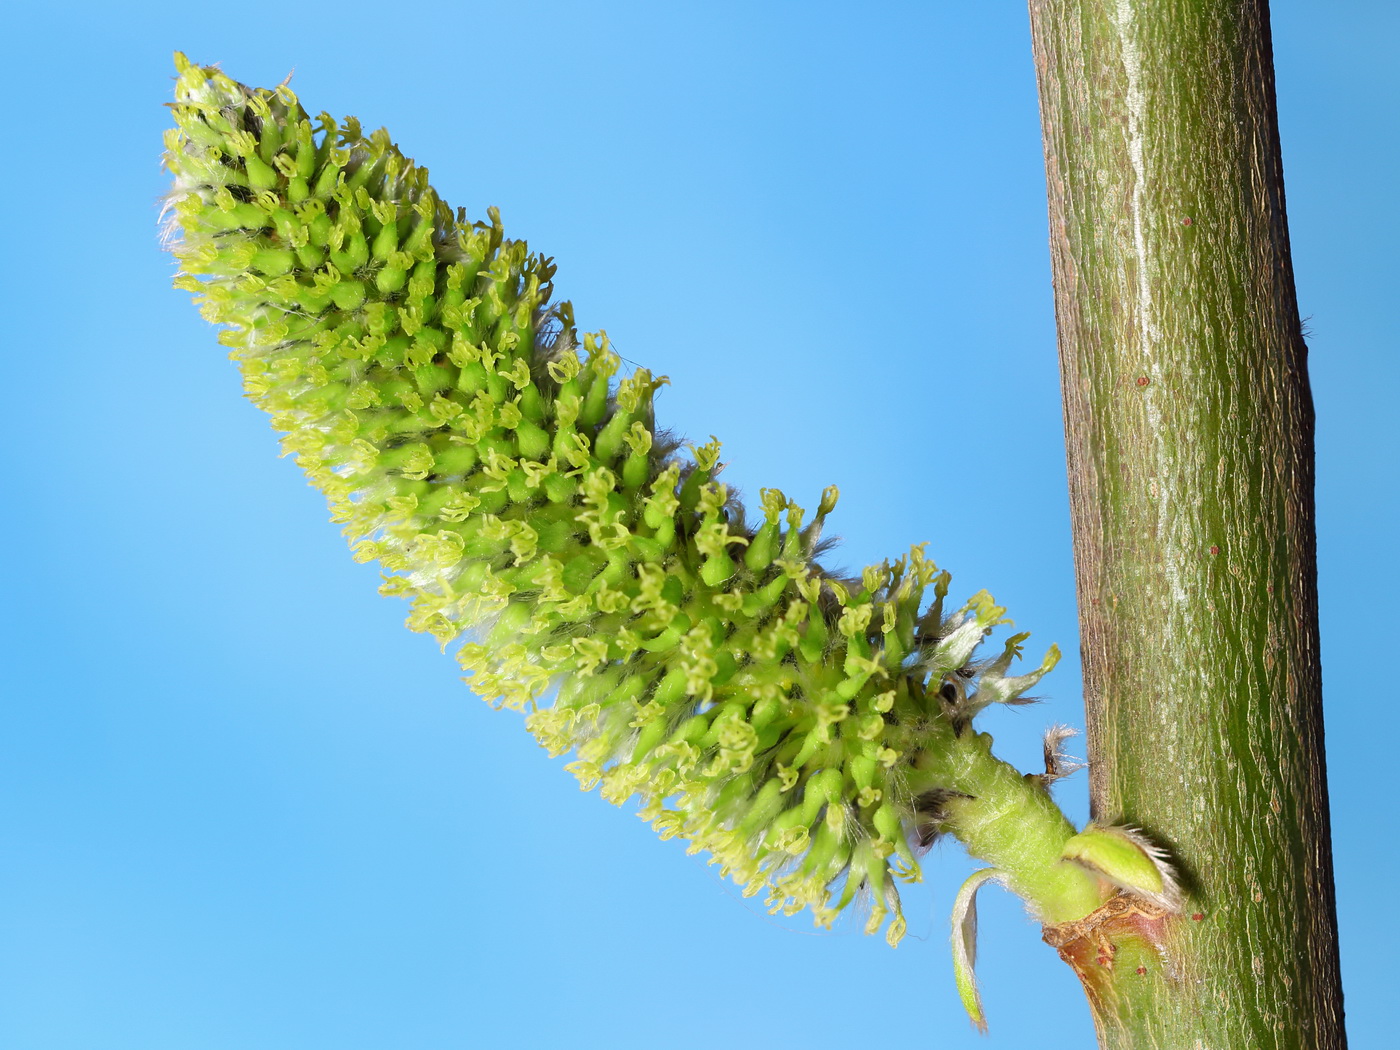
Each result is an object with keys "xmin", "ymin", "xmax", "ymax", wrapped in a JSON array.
[{"xmin": 1025, "ymin": 2, "xmax": 1345, "ymax": 1045}]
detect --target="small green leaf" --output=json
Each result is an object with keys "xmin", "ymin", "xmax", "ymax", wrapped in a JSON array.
[
  {"xmin": 950, "ymin": 867, "xmax": 1008, "ymax": 1033},
  {"xmin": 1060, "ymin": 823, "xmax": 1181, "ymax": 910}
]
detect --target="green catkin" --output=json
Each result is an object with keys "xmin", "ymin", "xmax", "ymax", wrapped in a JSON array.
[{"xmin": 163, "ymin": 54, "xmax": 1061, "ymax": 947}]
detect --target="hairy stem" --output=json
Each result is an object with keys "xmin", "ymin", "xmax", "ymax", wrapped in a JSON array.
[{"xmin": 917, "ymin": 731, "xmax": 1105, "ymax": 924}]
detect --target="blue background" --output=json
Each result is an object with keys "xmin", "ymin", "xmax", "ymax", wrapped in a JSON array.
[{"xmin": 4, "ymin": 2, "xmax": 1394, "ymax": 1046}]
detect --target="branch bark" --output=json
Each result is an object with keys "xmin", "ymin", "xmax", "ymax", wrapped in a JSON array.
[{"xmin": 1025, "ymin": 2, "xmax": 1345, "ymax": 1045}]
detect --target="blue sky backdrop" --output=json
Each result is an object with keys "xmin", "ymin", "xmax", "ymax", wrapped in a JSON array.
[{"xmin": 4, "ymin": 2, "xmax": 1395, "ymax": 1047}]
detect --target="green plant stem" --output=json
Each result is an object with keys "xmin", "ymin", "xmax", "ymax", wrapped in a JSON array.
[
  {"xmin": 1026, "ymin": 1, "xmax": 1345, "ymax": 1045},
  {"xmin": 915, "ymin": 732, "xmax": 1104, "ymax": 925}
]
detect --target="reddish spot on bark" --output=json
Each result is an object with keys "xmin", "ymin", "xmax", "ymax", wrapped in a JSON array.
[
  {"xmin": 1209, "ymin": 545, "xmax": 1219, "ymax": 556},
  {"xmin": 1136, "ymin": 966, "xmax": 1147, "ymax": 976},
  {"xmin": 1182, "ymin": 217, "xmax": 1194, "ymax": 226},
  {"xmin": 1136, "ymin": 376, "xmax": 1149, "ymax": 387},
  {"xmin": 1043, "ymin": 897, "xmax": 1172, "ymax": 1007},
  {"xmin": 1192, "ymin": 912, "xmax": 1205, "ymax": 922}
]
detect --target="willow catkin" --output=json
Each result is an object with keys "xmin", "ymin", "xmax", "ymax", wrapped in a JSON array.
[{"xmin": 162, "ymin": 53, "xmax": 1059, "ymax": 945}]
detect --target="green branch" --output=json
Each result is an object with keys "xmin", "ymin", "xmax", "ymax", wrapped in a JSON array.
[{"xmin": 1026, "ymin": 1, "xmax": 1345, "ymax": 1044}]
